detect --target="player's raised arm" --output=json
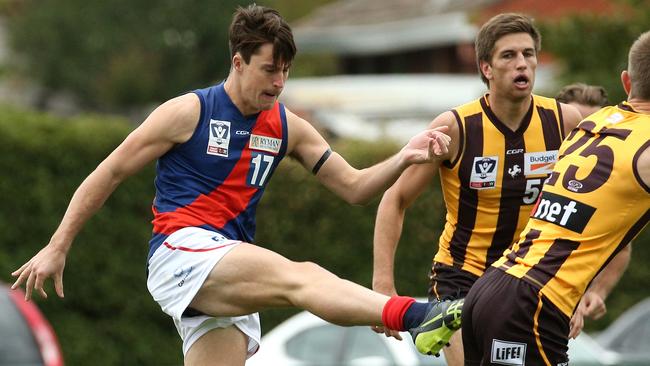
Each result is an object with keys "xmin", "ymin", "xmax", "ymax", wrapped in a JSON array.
[
  {"xmin": 11, "ymin": 93, "xmax": 201, "ymax": 301},
  {"xmin": 285, "ymin": 108, "xmax": 450, "ymax": 205}
]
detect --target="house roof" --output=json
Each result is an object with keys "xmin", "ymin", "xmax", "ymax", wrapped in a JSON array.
[
  {"xmin": 292, "ymin": 0, "xmax": 627, "ymax": 55},
  {"xmin": 293, "ymin": 0, "xmax": 498, "ymax": 54},
  {"xmin": 293, "ymin": 0, "xmax": 496, "ymax": 27},
  {"xmin": 476, "ymin": 0, "xmax": 626, "ymax": 22}
]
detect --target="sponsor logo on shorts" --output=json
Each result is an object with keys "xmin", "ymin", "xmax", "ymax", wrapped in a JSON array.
[
  {"xmin": 249, "ymin": 134, "xmax": 281, "ymax": 154},
  {"xmin": 491, "ymin": 339, "xmax": 526, "ymax": 365},
  {"xmin": 524, "ymin": 150, "xmax": 557, "ymax": 176},
  {"xmin": 531, "ymin": 191, "xmax": 596, "ymax": 233},
  {"xmin": 211, "ymin": 235, "xmax": 227, "ymax": 243},
  {"xmin": 207, "ymin": 120, "xmax": 231, "ymax": 157},
  {"xmin": 174, "ymin": 266, "xmax": 194, "ymax": 287},
  {"xmin": 470, "ymin": 156, "xmax": 498, "ymax": 190}
]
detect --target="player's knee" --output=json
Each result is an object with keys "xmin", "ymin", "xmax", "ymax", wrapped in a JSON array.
[
  {"xmin": 290, "ymin": 261, "xmax": 329, "ymax": 282},
  {"xmin": 283, "ymin": 260, "xmax": 331, "ymax": 295}
]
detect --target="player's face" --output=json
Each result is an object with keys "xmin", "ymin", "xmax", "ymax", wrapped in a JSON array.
[
  {"xmin": 483, "ymin": 33, "xmax": 537, "ymax": 101},
  {"xmin": 237, "ymin": 43, "xmax": 289, "ymax": 114}
]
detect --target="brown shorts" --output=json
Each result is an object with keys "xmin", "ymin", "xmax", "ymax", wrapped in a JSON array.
[
  {"xmin": 427, "ymin": 261, "xmax": 479, "ymax": 301},
  {"xmin": 462, "ymin": 267, "xmax": 570, "ymax": 366}
]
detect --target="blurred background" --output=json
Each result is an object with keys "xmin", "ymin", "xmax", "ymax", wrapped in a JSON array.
[{"xmin": 0, "ymin": 0, "xmax": 649, "ymax": 364}]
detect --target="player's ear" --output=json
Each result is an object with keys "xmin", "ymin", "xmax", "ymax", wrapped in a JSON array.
[
  {"xmin": 233, "ymin": 52, "xmax": 243, "ymax": 72},
  {"xmin": 480, "ymin": 60, "xmax": 492, "ymax": 81},
  {"xmin": 621, "ymin": 70, "xmax": 632, "ymax": 96}
]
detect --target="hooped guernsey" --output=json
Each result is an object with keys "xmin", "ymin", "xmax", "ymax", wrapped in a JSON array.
[
  {"xmin": 148, "ymin": 83, "xmax": 288, "ymax": 262},
  {"xmin": 494, "ymin": 102, "xmax": 650, "ymax": 317},
  {"xmin": 436, "ymin": 94, "xmax": 566, "ymax": 277}
]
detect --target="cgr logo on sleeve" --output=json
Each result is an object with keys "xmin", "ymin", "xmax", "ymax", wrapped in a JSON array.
[
  {"xmin": 491, "ymin": 339, "xmax": 526, "ymax": 365},
  {"xmin": 470, "ymin": 156, "xmax": 498, "ymax": 189},
  {"xmin": 531, "ymin": 191, "xmax": 596, "ymax": 233},
  {"xmin": 207, "ymin": 120, "xmax": 231, "ymax": 157}
]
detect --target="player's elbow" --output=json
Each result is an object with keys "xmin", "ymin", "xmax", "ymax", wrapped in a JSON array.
[
  {"xmin": 333, "ymin": 174, "xmax": 372, "ymax": 205},
  {"xmin": 343, "ymin": 192, "xmax": 372, "ymax": 206}
]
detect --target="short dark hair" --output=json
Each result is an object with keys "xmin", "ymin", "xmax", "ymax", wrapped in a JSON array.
[
  {"xmin": 475, "ymin": 13, "xmax": 541, "ymax": 86},
  {"xmin": 229, "ymin": 4, "xmax": 296, "ymax": 67},
  {"xmin": 556, "ymin": 83, "xmax": 609, "ymax": 107},
  {"xmin": 628, "ymin": 31, "xmax": 650, "ymax": 100}
]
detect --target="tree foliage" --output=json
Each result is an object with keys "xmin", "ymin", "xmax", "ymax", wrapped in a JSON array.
[
  {"xmin": 4, "ymin": 0, "xmax": 334, "ymax": 112},
  {"xmin": 540, "ymin": 6, "xmax": 650, "ymax": 102},
  {"xmin": 5, "ymin": 0, "xmax": 252, "ymax": 111}
]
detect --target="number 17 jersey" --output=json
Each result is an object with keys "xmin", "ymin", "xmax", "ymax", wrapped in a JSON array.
[{"xmin": 148, "ymin": 83, "xmax": 288, "ymax": 262}]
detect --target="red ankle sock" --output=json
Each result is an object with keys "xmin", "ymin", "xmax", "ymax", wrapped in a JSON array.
[{"xmin": 381, "ymin": 296, "xmax": 415, "ymax": 331}]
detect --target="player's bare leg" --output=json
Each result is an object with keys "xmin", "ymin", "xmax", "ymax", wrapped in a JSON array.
[
  {"xmin": 184, "ymin": 326, "xmax": 247, "ymax": 366},
  {"xmin": 188, "ymin": 243, "xmax": 460, "ymax": 358},
  {"xmin": 189, "ymin": 243, "xmax": 387, "ymax": 326},
  {"xmin": 442, "ymin": 329, "xmax": 464, "ymax": 366}
]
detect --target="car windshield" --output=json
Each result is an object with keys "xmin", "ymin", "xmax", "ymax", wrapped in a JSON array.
[{"xmin": 0, "ymin": 287, "xmax": 43, "ymax": 365}]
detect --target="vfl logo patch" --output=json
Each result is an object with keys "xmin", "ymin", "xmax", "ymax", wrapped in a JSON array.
[
  {"xmin": 491, "ymin": 339, "xmax": 526, "ymax": 365},
  {"xmin": 207, "ymin": 120, "xmax": 231, "ymax": 157},
  {"xmin": 249, "ymin": 134, "xmax": 282, "ymax": 154},
  {"xmin": 531, "ymin": 191, "xmax": 596, "ymax": 233},
  {"xmin": 470, "ymin": 156, "xmax": 498, "ymax": 189},
  {"xmin": 524, "ymin": 151, "xmax": 557, "ymax": 176}
]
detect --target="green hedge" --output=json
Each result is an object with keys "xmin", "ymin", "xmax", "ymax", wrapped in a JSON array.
[
  {"xmin": 1, "ymin": 105, "xmax": 648, "ymax": 364},
  {"xmin": 0, "ymin": 106, "xmax": 177, "ymax": 365}
]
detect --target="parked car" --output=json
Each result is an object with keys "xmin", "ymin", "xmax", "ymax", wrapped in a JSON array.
[
  {"xmin": 246, "ymin": 310, "xmax": 446, "ymax": 366},
  {"xmin": 247, "ymin": 298, "xmax": 650, "ymax": 366},
  {"xmin": 593, "ymin": 297, "xmax": 650, "ymax": 365},
  {"xmin": 567, "ymin": 332, "xmax": 621, "ymax": 366},
  {"xmin": 0, "ymin": 282, "xmax": 64, "ymax": 366}
]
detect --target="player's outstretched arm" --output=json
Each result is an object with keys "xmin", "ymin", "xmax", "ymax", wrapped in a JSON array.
[
  {"xmin": 11, "ymin": 93, "xmax": 201, "ymax": 301},
  {"xmin": 285, "ymin": 108, "xmax": 451, "ymax": 205}
]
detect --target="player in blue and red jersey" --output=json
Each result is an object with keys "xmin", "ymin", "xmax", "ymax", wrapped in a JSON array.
[{"xmin": 11, "ymin": 4, "xmax": 461, "ymax": 365}]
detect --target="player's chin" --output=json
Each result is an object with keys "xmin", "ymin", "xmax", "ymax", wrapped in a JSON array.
[{"xmin": 258, "ymin": 100, "xmax": 276, "ymax": 111}]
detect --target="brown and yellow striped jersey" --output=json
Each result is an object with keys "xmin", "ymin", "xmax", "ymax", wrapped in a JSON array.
[
  {"xmin": 435, "ymin": 94, "xmax": 565, "ymax": 277},
  {"xmin": 494, "ymin": 102, "xmax": 650, "ymax": 317}
]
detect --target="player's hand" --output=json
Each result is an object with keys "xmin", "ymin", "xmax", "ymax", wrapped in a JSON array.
[
  {"xmin": 401, "ymin": 126, "xmax": 450, "ymax": 165},
  {"xmin": 569, "ymin": 291, "xmax": 606, "ymax": 338},
  {"xmin": 569, "ymin": 305, "xmax": 585, "ymax": 339},
  {"xmin": 580, "ymin": 291, "xmax": 607, "ymax": 320},
  {"xmin": 371, "ymin": 324, "xmax": 403, "ymax": 340},
  {"xmin": 371, "ymin": 283, "xmax": 403, "ymax": 340},
  {"xmin": 11, "ymin": 245, "xmax": 67, "ymax": 301}
]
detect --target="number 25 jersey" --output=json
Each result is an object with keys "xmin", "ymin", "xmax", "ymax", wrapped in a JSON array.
[{"xmin": 495, "ymin": 102, "xmax": 650, "ymax": 317}]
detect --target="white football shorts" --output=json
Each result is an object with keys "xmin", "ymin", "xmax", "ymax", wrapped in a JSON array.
[{"xmin": 146, "ymin": 226, "xmax": 261, "ymax": 357}]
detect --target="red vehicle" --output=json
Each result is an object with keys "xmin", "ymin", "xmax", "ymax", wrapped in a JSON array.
[{"xmin": 0, "ymin": 282, "xmax": 64, "ymax": 366}]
